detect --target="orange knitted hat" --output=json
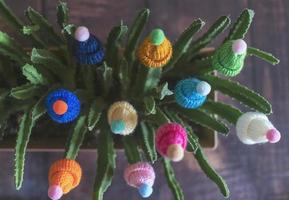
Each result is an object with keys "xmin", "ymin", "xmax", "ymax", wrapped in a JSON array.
[
  {"xmin": 138, "ymin": 29, "xmax": 172, "ymax": 68},
  {"xmin": 48, "ymin": 159, "xmax": 82, "ymax": 200}
]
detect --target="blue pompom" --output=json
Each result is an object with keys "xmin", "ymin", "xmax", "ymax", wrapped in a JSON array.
[
  {"xmin": 74, "ymin": 35, "xmax": 104, "ymax": 65},
  {"xmin": 138, "ymin": 184, "xmax": 153, "ymax": 198},
  {"xmin": 175, "ymin": 78, "xmax": 207, "ymax": 109},
  {"xmin": 45, "ymin": 89, "xmax": 81, "ymax": 123},
  {"xmin": 110, "ymin": 120, "xmax": 125, "ymax": 134}
]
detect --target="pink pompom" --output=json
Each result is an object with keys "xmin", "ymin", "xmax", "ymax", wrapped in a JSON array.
[
  {"xmin": 74, "ymin": 26, "xmax": 90, "ymax": 42},
  {"xmin": 124, "ymin": 162, "xmax": 155, "ymax": 188},
  {"xmin": 48, "ymin": 185, "xmax": 63, "ymax": 200},
  {"xmin": 232, "ymin": 39, "xmax": 247, "ymax": 54},
  {"xmin": 266, "ymin": 129, "xmax": 281, "ymax": 143},
  {"xmin": 155, "ymin": 123, "xmax": 187, "ymax": 157}
]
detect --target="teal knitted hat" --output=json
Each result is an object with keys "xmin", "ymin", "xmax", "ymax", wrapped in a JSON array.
[{"xmin": 212, "ymin": 39, "xmax": 247, "ymax": 76}]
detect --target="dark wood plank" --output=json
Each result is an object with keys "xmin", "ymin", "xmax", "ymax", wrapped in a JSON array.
[{"xmin": 0, "ymin": 0, "xmax": 289, "ymax": 200}]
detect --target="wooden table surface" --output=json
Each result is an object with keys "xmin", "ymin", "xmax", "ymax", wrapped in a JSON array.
[{"xmin": 0, "ymin": 0, "xmax": 289, "ymax": 200}]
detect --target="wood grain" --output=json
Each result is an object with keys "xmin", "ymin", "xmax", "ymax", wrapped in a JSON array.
[{"xmin": 0, "ymin": 0, "xmax": 289, "ymax": 200}]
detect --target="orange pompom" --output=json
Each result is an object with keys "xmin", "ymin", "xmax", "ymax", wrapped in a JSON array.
[
  {"xmin": 48, "ymin": 159, "xmax": 82, "ymax": 200},
  {"xmin": 53, "ymin": 100, "xmax": 68, "ymax": 115}
]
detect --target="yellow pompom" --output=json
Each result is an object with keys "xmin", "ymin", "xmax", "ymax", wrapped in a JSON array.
[
  {"xmin": 137, "ymin": 29, "xmax": 172, "ymax": 68},
  {"xmin": 166, "ymin": 144, "xmax": 184, "ymax": 162},
  {"xmin": 107, "ymin": 101, "xmax": 138, "ymax": 135}
]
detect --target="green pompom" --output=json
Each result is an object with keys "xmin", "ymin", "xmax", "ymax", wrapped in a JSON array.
[
  {"xmin": 212, "ymin": 40, "xmax": 247, "ymax": 77},
  {"xmin": 150, "ymin": 28, "xmax": 165, "ymax": 45}
]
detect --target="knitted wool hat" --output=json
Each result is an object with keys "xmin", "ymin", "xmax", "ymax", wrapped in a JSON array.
[
  {"xmin": 212, "ymin": 39, "xmax": 247, "ymax": 76},
  {"xmin": 124, "ymin": 162, "xmax": 156, "ymax": 198},
  {"xmin": 236, "ymin": 112, "xmax": 281, "ymax": 145},
  {"xmin": 175, "ymin": 78, "xmax": 211, "ymax": 109},
  {"xmin": 138, "ymin": 28, "xmax": 172, "ymax": 68},
  {"xmin": 107, "ymin": 101, "xmax": 138, "ymax": 135},
  {"xmin": 74, "ymin": 26, "xmax": 104, "ymax": 65},
  {"xmin": 156, "ymin": 123, "xmax": 188, "ymax": 162},
  {"xmin": 45, "ymin": 89, "xmax": 81, "ymax": 123},
  {"xmin": 48, "ymin": 159, "xmax": 82, "ymax": 200}
]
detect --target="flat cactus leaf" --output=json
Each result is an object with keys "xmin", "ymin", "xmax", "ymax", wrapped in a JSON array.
[
  {"xmin": 106, "ymin": 24, "xmax": 128, "ymax": 68},
  {"xmin": 26, "ymin": 7, "xmax": 63, "ymax": 45},
  {"xmin": 247, "ymin": 47, "xmax": 280, "ymax": 65},
  {"xmin": 139, "ymin": 122, "xmax": 157, "ymax": 163},
  {"xmin": 87, "ymin": 99, "xmax": 103, "ymax": 131},
  {"xmin": 14, "ymin": 105, "xmax": 45, "ymax": 190},
  {"xmin": 124, "ymin": 8, "xmax": 150, "ymax": 63},
  {"xmin": 93, "ymin": 120, "xmax": 116, "ymax": 200},
  {"xmin": 224, "ymin": 9, "xmax": 254, "ymax": 41},
  {"xmin": 154, "ymin": 82, "xmax": 174, "ymax": 100},
  {"xmin": 31, "ymin": 48, "xmax": 65, "ymax": 68},
  {"xmin": 163, "ymin": 158, "xmax": 184, "ymax": 200},
  {"xmin": 165, "ymin": 18, "xmax": 205, "ymax": 71},
  {"xmin": 144, "ymin": 96, "xmax": 156, "ymax": 115},
  {"xmin": 122, "ymin": 135, "xmax": 141, "ymax": 164},
  {"xmin": 22, "ymin": 64, "xmax": 48, "ymax": 85},
  {"xmin": 65, "ymin": 114, "xmax": 88, "ymax": 160},
  {"xmin": 14, "ymin": 109, "xmax": 33, "ymax": 190},
  {"xmin": 132, "ymin": 66, "xmax": 162, "ymax": 96},
  {"xmin": 173, "ymin": 105, "xmax": 229, "ymax": 135},
  {"xmin": 0, "ymin": 31, "xmax": 29, "ymax": 64},
  {"xmin": 187, "ymin": 16, "xmax": 231, "ymax": 59},
  {"xmin": 22, "ymin": 25, "xmax": 40, "ymax": 35},
  {"xmin": 201, "ymin": 100, "xmax": 243, "ymax": 124},
  {"xmin": 57, "ymin": 1, "xmax": 69, "ymax": 28},
  {"xmin": 146, "ymin": 106, "xmax": 170, "ymax": 125},
  {"xmin": 200, "ymin": 75, "xmax": 272, "ymax": 114},
  {"xmin": 97, "ymin": 62, "xmax": 113, "ymax": 95},
  {"xmin": 193, "ymin": 144, "xmax": 230, "ymax": 198},
  {"xmin": 10, "ymin": 84, "xmax": 43, "ymax": 100}
]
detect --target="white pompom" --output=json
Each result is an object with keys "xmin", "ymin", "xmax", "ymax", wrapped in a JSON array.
[
  {"xmin": 232, "ymin": 39, "xmax": 247, "ymax": 55},
  {"xmin": 74, "ymin": 26, "xmax": 90, "ymax": 42},
  {"xmin": 236, "ymin": 112, "xmax": 280, "ymax": 145},
  {"xmin": 196, "ymin": 81, "xmax": 211, "ymax": 96}
]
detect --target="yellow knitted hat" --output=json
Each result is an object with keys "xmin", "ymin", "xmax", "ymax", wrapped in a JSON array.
[
  {"xmin": 138, "ymin": 29, "xmax": 172, "ymax": 68},
  {"xmin": 107, "ymin": 101, "xmax": 138, "ymax": 135}
]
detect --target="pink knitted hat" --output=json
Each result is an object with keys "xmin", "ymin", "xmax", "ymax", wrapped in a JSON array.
[
  {"xmin": 156, "ymin": 123, "xmax": 187, "ymax": 162},
  {"xmin": 124, "ymin": 162, "xmax": 155, "ymax": 198}
]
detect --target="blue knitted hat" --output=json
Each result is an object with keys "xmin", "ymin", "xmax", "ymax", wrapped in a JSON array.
[
  {"xmin": 45, "ymin": 89, "xmax": 81, "ymax": 123},
  {"xmin": 74, "ymin": 35, "xmax": 104, "ymax": 65},
  {"xmin": 174, "ymin": 78, "xmax": 209, "ymax": 109}
]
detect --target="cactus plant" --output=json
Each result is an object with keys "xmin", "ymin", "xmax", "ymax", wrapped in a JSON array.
[{"xmin": 0, "ymin": 1, "xmax": 280, "ymax": 200}]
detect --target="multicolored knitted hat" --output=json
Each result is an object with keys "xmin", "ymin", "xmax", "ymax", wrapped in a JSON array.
[
  {"xmin": 124, "ymin": 162, "xmax": 156, "ymax": 198},
  {"xmin": 48, "ymin": 159, "xmax": 82, "ymax": 200},
  {"xmin": 138, "ymin": 28, "xmax": 172, "ymax": 68},
  {"xmin": 236, "ymin": 112, "xmax": 281, "ymax": 145},
  {"xmin": 45, "ymin": 89, "xmax": 81, "ymax": 123},
  {"xmin": 73, "ymin": 26, "xmax": 104, "ymax": 65},
  {"xmin": 212, "ymin": 39, "xmax": 247, "ymax": 76},
  {"xmin": 175, "ymin": 78, "xmax": 211, "ymax": 109},
  {"xmin": 156, "ymin": 123, "xmax": 188, "ymax": 162},
  {"xmin": 107, "ymin": 101, "xmax": 138, "ymax": 135}
]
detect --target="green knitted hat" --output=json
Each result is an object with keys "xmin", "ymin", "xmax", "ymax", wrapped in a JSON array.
[{"xmin": 212, "ymin": 39, "xmax": 247, "ymax": 76}]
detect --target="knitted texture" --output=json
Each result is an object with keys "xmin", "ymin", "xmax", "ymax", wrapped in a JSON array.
[
  {"xmin": 155, "ymin": 123, "xmax": 187, "ymax": 157},
  {"xmin": 48, "ymin": 159, "xmax": 82, "ymax": 194},
  {"xmin": 138, "ymin": 33, "xmax": 172, "ymax": 68},
  {"xmin": 124, "ymin": 162, "xmax": 155, "ymax": 188},
  {"xmin": 107, "ymin": 101, "xmax": 138, "ymax": 135},
  {"xmin": 236, "ymin": 112, "xmax": 281, "ymax": 145},
  {"xmin": 45, "ymin": 89, "xmax": 81, "ymax": 123},
  {"xmin": 74, "ymin": 35, "xmax": 104, "ymax": 65},
  {"xmin": 175, "ymin": 78, "xmax": 208, "ymax": 109},
  {"xmin": 212, "ymin": 40, "xmax": 246, "ymax": 76}
]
